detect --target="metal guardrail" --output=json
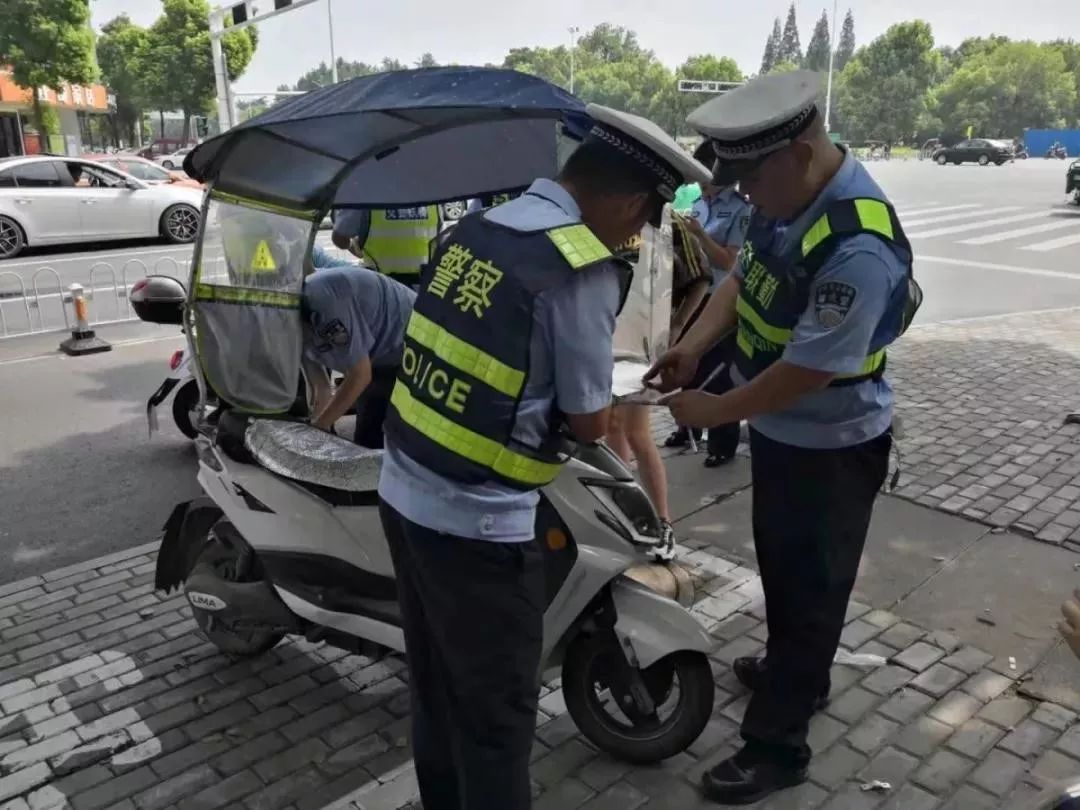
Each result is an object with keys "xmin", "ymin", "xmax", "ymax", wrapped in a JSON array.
[{"xmin": 0, "ymin": 258, "xmax": 191, "ymax": 340}]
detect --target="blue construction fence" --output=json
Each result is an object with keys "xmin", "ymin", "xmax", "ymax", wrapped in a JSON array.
[{"xmin": 1024, "ymin": 129, "xmax": 1080, "ymax": 157}]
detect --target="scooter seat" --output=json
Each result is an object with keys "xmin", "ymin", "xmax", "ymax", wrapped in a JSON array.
[{"xmin": 244, "ymin": 420, "xmax": 383, "ymax": 494}]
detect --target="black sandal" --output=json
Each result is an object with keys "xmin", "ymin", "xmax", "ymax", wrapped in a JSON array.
[
  {"xmin": 664, "ymin": 429, "xmax": 689, "ymax": 448},
  {"xmin": 704, "ymin": 453, "xmax": 735, "ymax": 468}
]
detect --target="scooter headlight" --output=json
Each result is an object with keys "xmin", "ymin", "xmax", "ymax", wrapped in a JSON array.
[{"xmin": 585, "ymin": 479, "xmax": 664, "ymax": 545}]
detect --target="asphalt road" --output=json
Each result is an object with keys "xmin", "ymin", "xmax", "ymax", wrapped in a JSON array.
[
  {"xmin": 865, "ymin": 158, "xmax": 1080, "ymax": 324},
  {"xmin": 0, "ymin": 157, "xmax": 1078, "ymax": 580}
]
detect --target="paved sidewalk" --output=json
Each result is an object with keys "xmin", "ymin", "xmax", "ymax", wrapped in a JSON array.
[
  {"xmin": 890, "ymin": 308, "xmax": 1080, "ymax": 550},
  {"xmin": 2, "ymin": 482, "xmax": 1079, "ymax": 810}
]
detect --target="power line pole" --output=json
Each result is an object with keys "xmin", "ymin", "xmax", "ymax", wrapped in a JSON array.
[
  {"xmin": 824, "ymin": 0, "xmax": 839, "ymax": 132},
  {"xmin": 327, "ymin": 0, "xmax": 338, "ymax": 84},
  {"xmin": 568, "ymin": 26, "xmax": 579, "ymax": 93}
]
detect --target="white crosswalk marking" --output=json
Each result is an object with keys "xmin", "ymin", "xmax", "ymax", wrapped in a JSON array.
[
  {"xmin": 960, "ymin": 219, "xmax": 1080, "ymax": 245},
  {"xmin": 897, "ymin": 204, "xmax": 980, "ymax": 219},
  {"xmin": 908, "ymin": 210, "xmax": 1054, "ymax": 239},
  {"xmin": 903, "ymin": 206, "xmax": 1020, "ymax": 229},
  {"xmin": 1022, "ymin": 231, "xmax": 1080, "ymax": 252}
]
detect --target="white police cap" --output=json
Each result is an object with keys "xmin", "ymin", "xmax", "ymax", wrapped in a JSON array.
[
  {"xmin": 687, "ymin": 70, "xmax": 823, "ymax": 166},
  {"xmin": 586, "ymin": 103, "xmax": 712, "ymax": 201}
]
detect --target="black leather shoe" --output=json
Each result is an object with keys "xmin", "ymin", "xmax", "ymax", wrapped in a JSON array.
[
  {"xmin": 702, "ymin": 749, "xmax": 808, "ymax": 805},
  {"xmin": 732, "ymin": 657, "xmax": 830, "ymax": 711}
]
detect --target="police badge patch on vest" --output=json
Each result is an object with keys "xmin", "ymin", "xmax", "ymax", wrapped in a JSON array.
[
  {"xmin": 315, "ymin": 318, "xmax": 350, "ymax": 351},
  {"xmin": 385, "ymin": 207, "xmax": 429, "ymax": 221},
  {"xmin": 814, "ymin": 281, "xmax": 857, "ymax": 329}
]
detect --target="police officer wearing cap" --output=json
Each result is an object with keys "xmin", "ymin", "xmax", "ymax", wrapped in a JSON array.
[
  {"xmin": 378, "ymin": 104, "xmax": 711, "ymax": 810},
  {"xmin": 647, "ymin": 70, "xmax": 919, "ymax": 804}
]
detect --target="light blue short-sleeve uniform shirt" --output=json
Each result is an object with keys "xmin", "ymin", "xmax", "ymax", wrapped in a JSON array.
[
  {"xmin": 732, "ymin": 150, "xmax": 909, "ymax": 449},
  {"xmin": 692, "ymin": 188, "xmax": 752, "ymax": 289},
  {"xmin": 301, "ymin": 266, "xmax": 416, "ymax": 373},
  {"xmin": 378, "ymin": 179, "xmax": 625, "ymax": 543}
]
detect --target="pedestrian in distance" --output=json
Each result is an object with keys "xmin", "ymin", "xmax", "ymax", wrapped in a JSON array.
[
  {"xmin": 647, "ymin": 69, "xmax": 922, "ymax": 805},
  {"xmin": 376, "ymin": 104, "xmax": 711, "ymax": 810},
  {"xmin": 663, "ymin": 141, "xmax": 752, "ymax": 466}
]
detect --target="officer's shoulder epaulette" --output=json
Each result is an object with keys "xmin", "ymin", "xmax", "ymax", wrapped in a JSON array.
[{"xmin": 547, "ymin": 224, "xmax": 612, "ymax": 270}]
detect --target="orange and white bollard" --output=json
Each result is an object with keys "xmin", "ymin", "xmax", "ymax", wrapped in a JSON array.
[{"xmin": 59, "ymin": 283, "xmax": 112, "ymax": 356}]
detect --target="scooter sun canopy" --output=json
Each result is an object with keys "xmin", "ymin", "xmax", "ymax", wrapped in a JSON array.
[{"xmin": 184, "ymin": 67, "xmax": 590, "ymax": 213}]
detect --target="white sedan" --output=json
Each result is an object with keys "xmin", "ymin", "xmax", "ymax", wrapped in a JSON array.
[
  {"xmin": 155, "ymin": 148, "xmax": 192, "ymax": 170},
  {"xmin": 0, "ymin": 155, "xmax": 204, "ymax": 259}
]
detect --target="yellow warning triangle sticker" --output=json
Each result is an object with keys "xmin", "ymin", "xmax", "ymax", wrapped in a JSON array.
[{"xmin": 250, "ymin": 240, "xmax": 277, "ymax": 272}]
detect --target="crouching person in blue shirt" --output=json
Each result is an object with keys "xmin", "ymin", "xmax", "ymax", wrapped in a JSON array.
[
  {"xmin": 301, "ymin": 266, "xmax": 416, "ymax": 447},
  {"xmin": 649, "ymin": 71, "xmax": 920, "ymax": 805}
]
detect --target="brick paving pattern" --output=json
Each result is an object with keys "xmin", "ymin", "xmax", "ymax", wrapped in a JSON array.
[
  {"xmin": 889, "ymin": 308, "xmax": 1080, "ymax": 550},
  {"xmin": 0, "ymin": 541, "xmax": 1077, "ymax": 809}
]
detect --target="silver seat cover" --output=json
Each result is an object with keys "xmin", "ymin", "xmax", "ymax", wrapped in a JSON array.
[{"xmin": 244, "ymin": 420, "xmax": 383, "ymax": 493}]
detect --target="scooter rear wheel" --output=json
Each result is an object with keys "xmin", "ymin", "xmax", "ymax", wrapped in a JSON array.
[{"xmin": 562, "ymin": 633, "xmax": 714, "ymax": 764}]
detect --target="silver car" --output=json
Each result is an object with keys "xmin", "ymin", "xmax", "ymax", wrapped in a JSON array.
[{"xmin": 0, "ymin": 155, "xmax": 204, "ymax": 259}]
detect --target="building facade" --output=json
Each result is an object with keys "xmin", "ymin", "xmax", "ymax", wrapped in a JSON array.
[{"xmin": 0, "ymin": 69, "xmax": 113, "ymax": 158}]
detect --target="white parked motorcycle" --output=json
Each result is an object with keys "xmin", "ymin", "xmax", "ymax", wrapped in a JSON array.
[{"xmin": 134, "ymin": 67, "xmax": 719, "ymax": 764}]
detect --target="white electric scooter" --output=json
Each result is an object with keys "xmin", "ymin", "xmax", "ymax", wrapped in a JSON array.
[{"xmin": 133, "ymin": 68, "xmax": 718, "ymax": 764}]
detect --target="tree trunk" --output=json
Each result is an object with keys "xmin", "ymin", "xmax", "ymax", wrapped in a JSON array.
[
  {"xmin": 108, "ymin": 114, "xmax": 120, "ymax": 149},
  {"xmin": 31, "ymin": 92, "xmax": 46, "ymax": 150},
  {"xmin": 158, "ymin": 109, "xmax": 165, "ymax": 140},
  {"xmin": 181, "ymin": 109, "xmax": 191, "ymax": 144}
]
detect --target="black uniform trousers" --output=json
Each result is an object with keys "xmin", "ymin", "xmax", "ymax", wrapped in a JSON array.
[
  {"xmin": 692, "ymin": 334, "xmax": 740, "ymax": 458},
  {"xmin": 352, "ymin": 366, "xmax": 398, "ymax": 448},
  {"xmin": 741, "ymin": 427, "xmax": 891, "ymax": 765},
  {"xmin": 378, "ymin": 502, "xmax": 545, "ymax": 810}
]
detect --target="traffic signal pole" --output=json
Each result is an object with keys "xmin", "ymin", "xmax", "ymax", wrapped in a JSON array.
[{"xmin": 209, "ymin": 0, "xmax": 323, "ymax": 132}]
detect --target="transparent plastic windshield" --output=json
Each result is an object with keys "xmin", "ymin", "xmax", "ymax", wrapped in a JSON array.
[
  {"xmin": 191, "ymin": 193, "xmax": 315, "ymax": 413},
  {"xmin": 612, "ymin": 206, "xmax": 674, "ymax": 403}
]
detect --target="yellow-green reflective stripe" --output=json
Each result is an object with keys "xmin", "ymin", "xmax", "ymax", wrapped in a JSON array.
[
  {"xmin": 801, "ymin": 215, "xmax": 832, "ymax": 256},
  {"xmin": 854, "ymin": 199, "xmax": 895, "ymax": 241},
  {"xmin": 736, "ymin": 329, "xmax": 754, "ymax": 358},
  {"xmin": 548, "ymin": 225, "xmax": 611, "ymax": 270},
  {"xmin": 209, "ymin": 190, "xmax": 316, "ymax": 221},
  {"xmin": 406, "ymin": 311, "xmax": 525, "ymax": 398},
  {"xmin": 735, "ymin": 295, "xmax": 792, "ymax": 345},
  {"xmin": 837, "ymin": 349, "xmax": 886, "ymax": 379},
  {"xmin": 391, "ymin": 384, "xmax": 561, "ymax": 486},
  {"xmin": 194, "ymin": 283, "xmax": 299, "ymax": 308}
]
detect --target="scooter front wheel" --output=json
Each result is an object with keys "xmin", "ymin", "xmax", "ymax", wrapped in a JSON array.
[{"xmin": 562, "ymin": 633, "xmax": 714, "ymax": 764}]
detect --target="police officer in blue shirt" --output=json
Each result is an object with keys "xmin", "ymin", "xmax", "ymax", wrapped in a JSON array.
[
  {"xmin": 378, "ymin": 105, "xmax": 711, "ymax": 810},
  {"xmin": 648, "ymin": 71, "xmax": 920, "ymax": 805},
  {"xmin": 301, "ymin": 266, "xmax": 416, "ymax": 446}
]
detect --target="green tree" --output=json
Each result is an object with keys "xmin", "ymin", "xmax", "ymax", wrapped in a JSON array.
[
  {"xmin": 761, "ymin": 18, "xmax": 782, "ymax": 75},
  {"xmin": 837, "ymin": 20, "xmax": 940, "ymax": 144},
  {"xmin": 143, "ymin": 0, "xmax": 258, "ymax": 141},
  {"xmin": 416, "ymin": 52, "xmax": 438, "ymax": 68},
  {"xmin": 655, "ymin": 55, "xmax": 744, "ymax": 136},
  {"xmin": 804, "ymin": 10, "xmax": 831, "ymax": 73},
  {"xmin": 1047, "ymin": 39, "xmax": 1080, "ymax": 125},
  {"xmin": 934, "ymin": 41, "xmax": 1076, "ymax": 136},
  {"xmin": 0, "ymin": 0, "xmax": 97, "ymax": 137},
  {"xmin": 779, "ymin": 3, "xmax": 803, "ymax": 66},
  {"xmin": 96, "ymin": 14, "xmax": 149, "ymax": 146},
  {"xmin": 503, "ymin": 45, "xmax": 571, "ymax": 86},
  {"xmin": 836, "ymin": 10, "xmax": 856, "ymax": 70}
]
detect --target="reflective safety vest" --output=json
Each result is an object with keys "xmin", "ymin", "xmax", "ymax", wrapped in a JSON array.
[
  {"xmin": 734, "ymin": 196, "xmax": 920, "ymax": 386},
  {"xmin": 384, "ymin": 212, "xmax": 622, "ymax": 491},
  {"xmin": 363, "ymin": 206, "xmax": 441, "ymax": 284},
  {"xmin": 478, "ymin": 191, "xmax": 522, "ymax": 208}
]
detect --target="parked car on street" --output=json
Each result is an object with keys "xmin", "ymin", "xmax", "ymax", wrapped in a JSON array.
[
  {"xmin": 0, "ymin": 155, "xmax": 204, "ymax": 259},
  {"xmin": 932, "ymin": 138, "xmax": 1014, "ymax": 166},
  {"xmin": 155, "ymin": 148, "xmax": 192, "ymax": 170},
  {"xmin": 89, "ymin": 155, "xmax": 204, "ymax": 189},
  {"xmin": 1067, "ymin": 159, "xmax": 1080, "ymax": 205}
]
